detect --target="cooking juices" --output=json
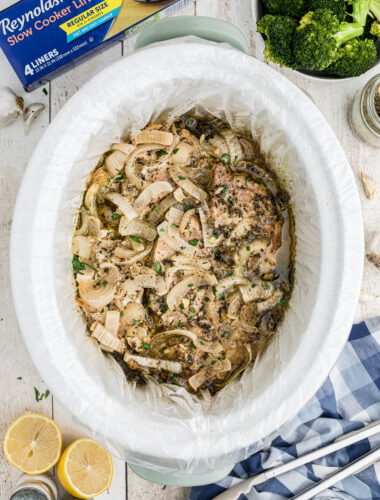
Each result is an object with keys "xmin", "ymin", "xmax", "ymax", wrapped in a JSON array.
[{"xmin": 72, "ymin": 116, "xmax": 295, "ymax": 394}]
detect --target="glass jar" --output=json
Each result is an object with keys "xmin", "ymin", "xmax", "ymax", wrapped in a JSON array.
[
  {"xmin": 349, "ymin": 74, "xmax": 380, "ymax": 148},
  {"xmin": 9, "ymin": 475, "xmax": 58, "ymax": 500}
]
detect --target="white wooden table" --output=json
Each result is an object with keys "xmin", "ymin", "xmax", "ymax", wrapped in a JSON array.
[{"xmin": 1, "ymin": 0, "xmax": 380, "ymax": 498}]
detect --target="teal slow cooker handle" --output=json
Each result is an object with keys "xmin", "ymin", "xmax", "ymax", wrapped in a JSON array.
[{"xmin": 135, "ymin": 15, "xmax": 250, "ymax": 54}]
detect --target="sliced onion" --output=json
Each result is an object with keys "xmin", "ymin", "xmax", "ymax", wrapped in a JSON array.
[
  {"xmin": 220, "ymin": 128, "xmax": 244, "ymax": 169},
  {"xmin": 76, "ymin": 266, "xmax": 96, "ymax": 283},
  {"xmin": 76, "ymin": 208, "xmax": 101, "ymax": 237},
  {"xmin": 170, "ymin": 141, "xmax": 194, "ymax": 165},
  {"xmin": 166, "ymin": 208, "xmax": 199, "ymax": 256},
  {"xmin": 124, "ymin": 352, "xmax": 182, "ymax": 373},
  {"xmin": 173, "ymin": 187, "xmax": 187, "ymax": 202},
  {"xmin": 105, "ymin": 192, "xmax": 137, "ymax": 220},
  {"xmin": 157, "ymin": 221, "xmax": 196, "ymax": 257},
  {"xmin": 165, "ymin": 265, "xmax": 201, "ymax": 289},
  {"xmin": 239, "ymin": 280, "xmax": 275, "ymax": 303},
  {"xmin": 168, "ymin": 165, "xmax": 208, "ymax": 202},
  {"xmin": 170, "ymin": 254, "xmax": 211, "ymax": 270},
  {"xmin": 105, "ymin": 150, "xmax": 126, "ymax": 177},
  {"xmin": 188, "ymin": 359, "xmax": 231, "ymax": 391},
  {"xmin": 91, "ymin": 322, "xmax": 124, "ymax": 353},
  {"xmin": 122, "ymin": 303, "xmax": 146, "ymax": 325},
  {"xmin": 256, "ymin": 288, "xmax": 284, "ymax": 314},
  {"xmin": 130, "ymin": 265, "xmax": 167, "ymax": 296},
  {"xmin": 72, "ymin": 235, "xmax": 92, "ymax": 259},
  {"xmin": 104, "ymin": 310, "xmax": 120, "ymax": 336},
  {"xmin": 113, "ymin": 242, "xmax": 153, "ymax": 265},
  {"xmin": 209, "ymin": 133, "xmax": 229, "ymax": 157},
  {"xmin": 148, "ymin": 194, "xmax": 177, "ymax": 225},
  {"xmin": 112, "ymin": 142, "xmax": 135, "ymax": 156},
  {"xmin": 150, "ymin": 329, "xmax": 222, "ymax": 354},
  {"xmin": 215, "ymin": 276, "xmax": 250, "ymax": 297},
  {"xmin": 84, "ymin": 183, "xmax": 98, "ymax": 216},
  {"xmin": 134, "ymin": 130, "xmax": 174, "ymax": 146},
  {"xmin": 119, "ymin": 217, "xmax": 157, "ymax": 241},
  {"xmin": 227, "ymin": 291, "xmax": 244, "ymax": 320},
  {"xmin": 179, "ymin": 208, "xmax": 196, "ymax": 239},
  {"xmin": 228, "ymin": 218, "xmax": 268, "ymax": 244},
  {"xmin": 78, "ymin": 281, "xmax": 116, "ymax": 308},
  {"xmin": 125, "ymin": 144, "xmax": 162, "ymax": 189},
  {"xmin": 134, "ymin": 181, "xmax": 173, "ymax": 214},
  {"xmin": 238, "ymin": 239, "xmax": 269, "ymax": 269},
  {"xmin": 198, "ymin": 202, "xmax": 214, "ymax": 248},
  {"xmin": 166, "ymin": 272, "xmax": 216, "ymax": 311}
]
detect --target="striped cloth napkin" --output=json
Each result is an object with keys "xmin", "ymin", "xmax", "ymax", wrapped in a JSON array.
[{"xmin": 191, "ymin": 318, "xmax": 380, "ymax": 500}]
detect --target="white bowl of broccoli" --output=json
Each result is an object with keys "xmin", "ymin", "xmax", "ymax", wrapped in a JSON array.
[{"xmin": 252, "ymin": 0, "xmax": 380, "ymax": 80}]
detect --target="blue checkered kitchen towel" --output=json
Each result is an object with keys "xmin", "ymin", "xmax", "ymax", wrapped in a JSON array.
[{"xmin": 191, "ymin": 318, "xmax": 380, "ymax": 500}]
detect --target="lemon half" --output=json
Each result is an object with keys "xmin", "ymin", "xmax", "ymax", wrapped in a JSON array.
[
  {"xmin": 3, "ymin": 413, "xmax": 62, "ymax": 474},
  {"xmin": 57, "ymin": 438, "xmax": 113, "ymax": 499}
]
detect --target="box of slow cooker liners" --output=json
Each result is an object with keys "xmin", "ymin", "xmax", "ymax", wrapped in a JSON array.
[{"xmin": 0, "ymin": 0, "xmax": 192, "ymax": 90}]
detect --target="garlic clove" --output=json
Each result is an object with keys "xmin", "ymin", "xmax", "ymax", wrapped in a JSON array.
[
  {"xmin": 361, "ymin": 170, "xmax": 376, "ymax": 200},
  {"xmin": 23, "ymin": 103, "xmax": 45, "ymax": 136},
  {"xmin": 0, "ymin": 87, "xmax": 23, "ymax": 127},
  {"xmin": 366, "ymin": 231, "xmax": 380, "ymax": 270}
]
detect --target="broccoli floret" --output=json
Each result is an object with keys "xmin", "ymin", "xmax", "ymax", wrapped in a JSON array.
[
  {"xmin": 370, "ymin": 19, "xmax": 380, "ymax": 36},
  {"xmin": 307, "ymin": 0, "xmax": 347, "ymax": 22},
  {"xmin": 257, "ymin": 15, "xmax": 299, "ymax": 68},
  {"xmin": 262, "ymin": 0, "xmax": 308, "ymax": 18},
  {"xmin": 293, "ymin": 9, "xmax": 364, "ymax": 70},
  {"xmin": 347, "ymin": 0, "xmax": 371, "ymax": 26},
  {"xmin": 326, "ymin": 38, "xmax": 377, "ymax": 76}
]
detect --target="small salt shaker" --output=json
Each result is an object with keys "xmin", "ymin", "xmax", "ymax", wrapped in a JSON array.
[{"xmin": 9, "ymin": 474, "xmax": 58, "ymax": 500}]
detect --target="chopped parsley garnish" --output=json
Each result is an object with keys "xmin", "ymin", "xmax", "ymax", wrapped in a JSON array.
[
  {"xmin": 143, "ymin": 343, "xmax": 151, "ymax": 350},
  {"xmin": 205, "ymin": 296, "xmax": 210, "ymax": 302},
  {"xmin": 189, "ymin": 307, "xmax": 196, "ymax": 313},
  {"xmin": 130, "ymin": 236, "xmax": 141, "ymax": 243},
  {"xmin": 180, "ymin": 246, "xmax": 186, "ymax": 250},
  {"xmin": 264, "ymin": 283, "xmax": 270, "ymax": 290},
  {"xmin": 219, "ymin": 293, "xmax": 225, "ymax": 301},
  {"xmin": 187, "ymin": 118, "xmax": 194, "ymax": 126},
  {"xmin": 160, "ymin": 305, "xmax": 167, "ymax": 313},
  {"xmin": 107, "ymin": 177, "xmax": 111, "ymax": 183},
  {"xmin": 188, "ymin": 283, "xmax": 194, "ymax": 288},
  {"xmin": 233, "ymin": 155, "xmax": 238, "ymax": 167},
  {"xmin": 246, "ymin": 246, "xmax": 251, "ymax": 251},
  {"xmin": 210, "ymin": 360, "xmax": 217, "ymax": 365},
  {"xmin": 228, "ymin": 196, "xmax": 234, "ymax": 204},
  {"xmin": 178, "ymin": 322, "xmax": 184, "ymax": 328},
  {"xmin": 112, "ymin": 213, "xmax": 121, "ymax": 220},
  {"xmin": 201, "ymin": 335, "xmax": 205, "ymax": 340},
  {"xmin": 189, "ymin": 238, "xmax": 198, "ymax": 246},
  {"xmin": 171, "ymin": 223, "xmax": 177, "ymax": 228},
  {"xmin": 17, "ymin": 376, "xmax": 22, "ymax": 380},
  {"xmin": 255, "ymin": 179, "xmax": 262, "ymax": 184},
  {"xmin": 72, "ymin": 255, "xmax": 85, "ymax": 274},
  {"xmin": 190, "ymin": 342, "xmax": 196, "ymax": 349},
  {"xmin": 178, "ymin": 175, "xmax": 186, "ymax": 181},
  {"xmin": 172, "ymin": 375, "xmax": 177, "ymax": 381},
  {"xmin": 120, "ymin": 312, "xmax": 124, "ymax": 318},
  {"xmin": 114, "ymin": 175, "xmax": 125, "ymax": 182},
  {"xmin": 160, "ymin": 228, "xmax": 165, "ymax": 232},
  {"xmin": 173, "ymin": 148, "xmax": 179, "ymax": 154},
  {"xmin": 42, "ymin": 87, "xmax": 48, "ymax": 95},
  {"xmin": 277, "ymin": 299, "xmax": 287, "ymax": 306},
  {"xmin": 221, "ymin": 186, "xmax": 227, "ymax": 197},
  {"xmin": 212, "ymin": 286, "xmax": 217, "ymax": 296},
  {"xmin": 251, "ymin": 284, "xmax": 257, "ymax": 288},
  {"xmin": 222, "ymin": 153, "xmax": 230, "ymax": 162},
  {"xmin": 183, "ymin": 203, "xmax": 193, "ymax": 212},
  {"xmin": 102, "ymin": 281, "xmax": 107, "ymax": 287},
  {"xmin": 157, "ymin": 149, "xmax": 168, "ymax": 157},
  {"xmin": 155, "ymin": 261, "xmax": 162, "ymax": 275},
  {"xmin": 227, "ymin": 270, "xmax": 234, "ymax": 276}
]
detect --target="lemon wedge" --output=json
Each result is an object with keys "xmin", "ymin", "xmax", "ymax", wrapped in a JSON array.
[
  {"xmin": 3, "ymin": 413, "xmax": 62, "ymax": 474},
  {"xmin": 57, "ymin": 438, "xmax": 113, "ymax": 498}
]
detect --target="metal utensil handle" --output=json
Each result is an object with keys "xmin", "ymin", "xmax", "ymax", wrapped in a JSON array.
[
  {"xmin": 291, "ymin": 446, "xmax": 380, "ymax": 500},
  {"xmin": 213, "ymin": 420, "xmax": 380, "ymax": 500},
  {"xmin": 135, "ymin": 16, "xmax": 250, "ymax": 54}
]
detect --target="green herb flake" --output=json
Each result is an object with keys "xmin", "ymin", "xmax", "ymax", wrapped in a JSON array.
[
  {"xmin": 190, "ymin": 342, "xmax": 196, "ymax": 349},
  {"xmin": 277, "ymin": 299, "xmax": 287, "ymax": 307},
  {"xmin": 228, "ymin": 197, "xmax": 234, "ymax": 204},
  {"xmin": 246, "ymin": 246, "xmax": 251, "ymax": 251},
  {"xmin": 227, "ymin": 270, "xmax": 234, "ymax": 276},
  {"xmin": 189, "ymin": 238, "xmax": 198, "ymax": 246},
  {"xmin": 178, "ymin": 175, "xmax": 186, "ymax": 181},
  {"xmin": 221, "ymin": 186, "xmax": 227, "ymax": 197},
  {"xmin": 102, "ymin": 281, "xmax": 107, "ymax": 287},
  {"xmin": 17, "ymin": 376, "xmax": 22, "ymax": 380},
  {"xmin": 143, "ymin": 343, "xmax": 151, "ymax": 350},
  {"xmin": 120, "ymin": 312, "xmax": 124, "ymax": 318},
  {"xmin": 211, "ymin": 360, "xmax": 217, "ymax": 365},
  {"xmin": 171, "ymin": 223, "xmax": 177, "ymax": 228},
  {"xmin": 160, "ymin": 305, "xmax": 166, "ymax": 313},
  {"xmin": 233, "ymin": 155, "xmax": 238, "ymax": 167},
  {"xmin": 219, "ymin": 293, "xmax": 225, "ymax": 301},
  {"xmin": 173, "ymin": 148, "xmax": 179, "ymax": 154},
  {"xmin": 188, "ymin": 284, "xmax": 194, "ymax": 288},
  {"xmin": 160, "ymin": 228, "xmax": 165, "ymax": 232},
  {"xmin": 72, "ymin": 255, "xmax": 85, "ymax": 274},
  {"xmin": 42, "ymin": 87, "xmax": 48, "ymax": 95},
  {"xmin": 172, "ymin": 375, "xmax": 177, "ymax": 381},
  {"xmin": 178, "ymin": 322, "xmax": 184, "ymax": 328},
  {"xmin": 187, "ymin": 118, "xmax": 194, "ymax": 126},
  {"xmin": 130, "ymin": 236, "xmax": 141, "ymax": 243},
  {"xmin": 251, "ymin": 284, "xmax": 257, "ymax": 288},
  {"xmin": 205, "ymin": 296, "xmax": 210, "ymax": 302},
  {"xmin": 155, "ymin": 261, "xmax": 162, "ymax": 275},
  {"xmin": 212, "ymin": 286, "xmax": 217, "ymax": 296},
  {"xmin": 157, "ymin": 149, "xmax": 168, "ymax": 157},
  {"xmin": 255, "ymin": 179, "xmax": 262, "ymax": 184},
  {"xmin": 222, "ymin": 153, "xmax": 230, "ymax": 162},
  {"xmin": 34, "ymin": 386, "xmax": 49, "ymax": 402},
  {"xmin": 112, "ymin": 213, "xmax": 121, "ymax": 220},
  {"xmin": 114, "ymin": 175, "xmax": 125, "ymax": 182},
  {"xmin": 264, "ymin": 283, "xmax": 270, "ymax": 290},
  {"xmin": 201, "ymin": 335, "xmax": 205, "ymax": 340},
  {"xmin": 189, "ymin": 307, "xmax": 196, "ymax": 313}
]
